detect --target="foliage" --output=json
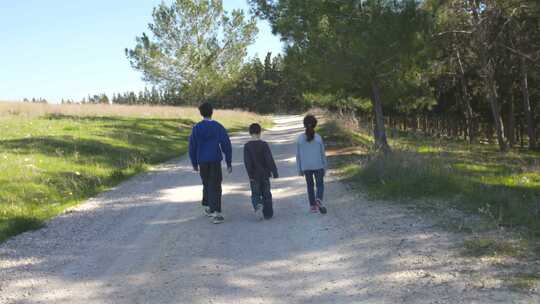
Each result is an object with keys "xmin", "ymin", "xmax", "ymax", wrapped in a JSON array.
[
  {"xmin": 217, "ymin": 52, "xmax": 306, "ymax": 113},
  {"xmin": 70, "ymin": 51, "xmax": 305, "ymax": 113},
  {"xmin": 126, "ymin": 0, "xmax": 258, "ymax": 105},
  {"xmin": 250, "ymin": 0, "xmax": 539, "ymax": 152},
  {"xmin": 124, "ymin": 1, "xmax": 540, "ymax": 141},
  {"xmin": 251, "ymin": 0, "xmax": 432, "ymax": 150}
]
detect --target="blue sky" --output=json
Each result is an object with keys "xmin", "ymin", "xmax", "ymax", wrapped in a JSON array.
[{"xmin": 0, "ymin": 0, "xmax": 282, "ymax": 102}]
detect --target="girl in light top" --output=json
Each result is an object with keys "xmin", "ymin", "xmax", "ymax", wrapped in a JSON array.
[{"xmin": 296, "ymin": 115, "xmax": 327, "ymax": 214}]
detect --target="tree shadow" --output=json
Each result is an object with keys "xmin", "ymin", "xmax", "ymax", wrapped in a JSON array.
[
  {"xmin": 0, "ymin": 136, "xmax": 147, "ymax": 166},
  {"xmin": 2, "ymin": 120, "xmax": 537, "ymax": 303},
  {"xmin": 3, "ymin": 171, "xmax": 530, "ymax": 302}
]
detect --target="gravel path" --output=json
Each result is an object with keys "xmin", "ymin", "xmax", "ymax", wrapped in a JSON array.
[{"xmin": 1, "ymin": 116, "xmax": 538, "ymax": 304}]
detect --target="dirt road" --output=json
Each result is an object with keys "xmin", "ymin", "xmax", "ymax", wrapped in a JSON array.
[{"xmin": 1, "ymin": 116, "xmax": 537, "ymax": 303}]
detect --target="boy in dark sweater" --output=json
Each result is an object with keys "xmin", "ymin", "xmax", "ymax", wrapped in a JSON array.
[
  {"xmin": 189, "ymin": 103, "xmax": 232, "ymax": 224},
  {"xmin": 243, "ymin": 123, "xmax": 278, "ymax": 220}
]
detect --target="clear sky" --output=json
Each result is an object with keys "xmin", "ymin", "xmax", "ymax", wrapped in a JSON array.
[{"xmin": 0, "ymin": 0, "xmax": 282, "ymax": 103}]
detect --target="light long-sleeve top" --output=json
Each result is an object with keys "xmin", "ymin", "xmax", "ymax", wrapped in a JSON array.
[{"xmin": 296, "ymin": 133, "xmax": 327, "ymax": 173}]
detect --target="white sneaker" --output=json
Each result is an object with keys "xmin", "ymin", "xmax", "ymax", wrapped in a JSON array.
[
  {"xmin": 203, "ymin": 207, "xmax": 213, "ymax": 217},
  {"xmin": 212, "ymin": 212, "xmax": 224, "ymax": 224},
  {"xmin": 254, "ymin": 204, "xmax": 264, "ymax": 221}
]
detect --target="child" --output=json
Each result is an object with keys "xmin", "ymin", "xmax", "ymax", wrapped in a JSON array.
[
  {"xmin": 189, "ymin": 102, "xmax": 232, "ymax": 224},
  {"xmin": 296, "ymin": 115, "xmax": 328, "ymax": 214},
  {"xmin": 243, "ymin": 123, "xmax": 279, "ymax": 220}
]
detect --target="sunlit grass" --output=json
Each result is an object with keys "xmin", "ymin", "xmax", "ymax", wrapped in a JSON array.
[
  {"xmin": 320, "ymin": 119, "xmax": 540, "ymax": 237},
  {"xmin": 0, "ymin": 102, "xmax": 270, "ymax": 242},
  {"xmin": 508, "ymin": 273, "xmax": 540, "ymax": 292},
  {"xmin": 417, "ymin": 145, "xmax": 443, "ymax": 153},
  {"xmin": 462, "ymin": 238, "xmax": 527, "ymax": 258}
]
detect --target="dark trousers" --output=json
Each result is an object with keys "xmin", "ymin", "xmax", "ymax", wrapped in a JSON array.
[
  {"xmin": 199, "ymin": 162, "xmax": 223, "ymax": 213},
  {"xmin": 250, "ymin": 178, "xmax": 273, "ymax": 219},
  {"xmin": 304, "ymin": 169, "xmax": 325, "ymax": 206}
]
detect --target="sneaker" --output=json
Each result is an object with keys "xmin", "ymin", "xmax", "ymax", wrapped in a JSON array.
[
  {"xmin": 254, "ymin": 204, "xmax": 264, "ymax": 221},
  {"xmin": 310, "ymin": 205, "xmax": 318, "ymax": 213},
  {"xmin": 203, "ymin": 207, "xmax": 213, "ymax": 217},
  {"xmin": 315, "ymin": 199, "xmax": 327, "ymax": 214},
  {"xmin": 212, "ymin": 213, "xmax": 224, "ymax": 224}
]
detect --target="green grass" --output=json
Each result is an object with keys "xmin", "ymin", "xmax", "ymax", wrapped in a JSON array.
[
  {"xmin": 462, "ymin": 238, "xmax": 527, "ymax": 258},
  {"xmin": 320, "ymin": 120, "xmax": 540, "ymax": 238},
  {"xmin": 507, "ymin": 272, "xmax": 540, "ymax": 292},
  {"xmin": 0, "ymin": 108, "xmax": 270, "ymax": 242},
  {"xmin": 320, "ymin": 120, "xmax": 373, "ymax": 149}
]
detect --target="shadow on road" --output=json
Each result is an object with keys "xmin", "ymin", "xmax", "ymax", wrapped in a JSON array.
[{"xmin": 1, "ymin": 116, "xmax": 533, "ymax": 303}]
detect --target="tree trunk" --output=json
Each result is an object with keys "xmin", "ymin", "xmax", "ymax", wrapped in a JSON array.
[
  {"xmin": 516, "ymin": 118, "xmax": 522, "ymax": 146},
  {"xmin": 505, "ymin": 95, "xmax": 516, "ymax": 148},
  {"xmin": 520, "ymin": 57, "xmax": 537, "ymax": 150},
  {"xmin": 471, "ymin": 1, "xmax": 506, "ymax": 150},
  {"xmin": 520, "ymin": 117, "xmax": 525, "ymax": 148},
  {"xmin": 487, "ymin": 123, "xmax": 494, "ymax": 144},
  {"xmin": 456, "ymin": 49, "xmax": 475, "ymax": 143},
  {"xmin": 485, "ymin": 60, "xmax": 508, "ymax": 151},
  {"xmin": 371, "ymin": 80, "xmax": 391, "ymax": 152}
]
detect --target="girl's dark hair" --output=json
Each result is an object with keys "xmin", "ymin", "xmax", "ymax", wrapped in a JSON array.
[{"xmin": 303, "ymin": 115, "xmax": 318, "ymax": 142}]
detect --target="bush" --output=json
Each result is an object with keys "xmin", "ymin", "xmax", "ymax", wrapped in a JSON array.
[{"xmin": 356, "ymin": 151, "xmax": 461, "ymax": 200}]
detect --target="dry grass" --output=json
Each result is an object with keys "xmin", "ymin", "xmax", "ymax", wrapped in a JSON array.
[{"xmin": 0, "ymin": 101, "xmax": 266, "ymax": 124}]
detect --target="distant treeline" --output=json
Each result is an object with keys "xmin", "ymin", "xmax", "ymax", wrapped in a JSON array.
[
  {"xmin": 61, "ymin": 88, "xmax": 182, "ymax": 106},
  {"xmin": 22, "ymin": 98, "xmax": 49, "ymax": 104},
  {"xmin": 57, "ymin": 52, "xmax": 303, "ymax": 114}
]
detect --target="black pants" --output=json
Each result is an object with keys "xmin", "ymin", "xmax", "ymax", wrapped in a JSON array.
[
  {"xmin": 304, "ymin": 169, "xmax": 325, "ymax": 206},
  {"xmin": 199, "ymin": 162, "xmax": 222, "ymax": 213},
  {"xmin": 250, "ymin": 178, "xmax": 273, "ymax": 219}
]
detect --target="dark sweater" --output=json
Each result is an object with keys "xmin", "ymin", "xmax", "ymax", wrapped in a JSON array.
[{"xmin": 243, "ymin": 139, "xmax": 278, "ymax": 181}]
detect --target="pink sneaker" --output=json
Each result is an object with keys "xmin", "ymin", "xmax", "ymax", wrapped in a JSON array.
[
  {"xmin": 310, "ymin": 205, "xmax": 318, "ymax": 213},
  {"xmin": 315, "ymin": 199, "xmax": 327, "ymax": 214}
]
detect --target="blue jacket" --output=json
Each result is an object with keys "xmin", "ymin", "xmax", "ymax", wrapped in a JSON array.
[{"xmin": 189, "ymin": 119, "xmax": 232, "ymax": 168}]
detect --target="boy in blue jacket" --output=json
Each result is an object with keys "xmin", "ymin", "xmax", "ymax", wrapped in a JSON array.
[{"xmin": 189, "ymin": 103, "xmax": 232, "ymax": 224}]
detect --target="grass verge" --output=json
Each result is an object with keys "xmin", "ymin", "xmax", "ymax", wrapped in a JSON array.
[
  {"xmin": 0, "ymin": 103, "xmax": 270, "ymax": 242},
  {"xmin": 507, "ymin": 273, "xmax": 540, "ymax": 292},
  {"xmin": 321, "ymin": 118, "xmax": 540, "ymax": 292},
  {"xmin": 320, "ymin": 120, "xmax": 540, "ymax": 237},
  {"xmin": 462, "ymin": 238, "xmax": 528, "ymax": 257},
  {"xmin": 321, "ymin": 118, "xmax": 540, "ymax": 291}
]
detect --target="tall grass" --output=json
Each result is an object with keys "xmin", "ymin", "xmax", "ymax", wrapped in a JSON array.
[
  {"xmin": 321, "ymin": 118, "xmax": 540, "ymax": 237},
  {"xmin": 0, "ymin": 101, "xmax": 266, "ymax": 124},
  {"xmin": 0, "ymin": 102, "xmax": 269, "ymax": 242}
]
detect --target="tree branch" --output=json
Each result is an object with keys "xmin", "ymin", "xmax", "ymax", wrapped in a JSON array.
[
  {"xmin": 501, "ymin": 44, "xmax": 540, "ymax": 65},
  {"xmin": 432, "ymin": 30, "xmax": 473, "ymax": 39}
]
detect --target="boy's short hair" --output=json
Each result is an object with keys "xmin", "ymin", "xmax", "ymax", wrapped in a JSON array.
[
  {"xmin": 249, "ymin": 123, "xmax": 262, "ymax": 135},
  {"xmin": 199, "ymin": 102, "xmax": 213, "ymax": 118}
]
